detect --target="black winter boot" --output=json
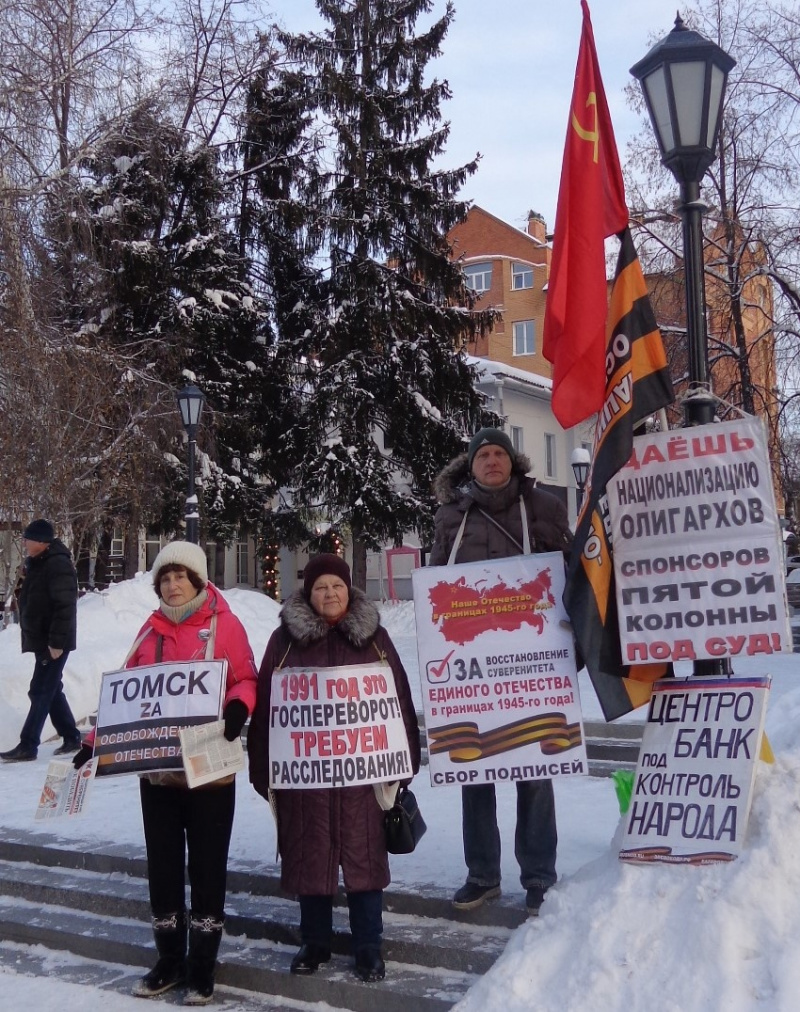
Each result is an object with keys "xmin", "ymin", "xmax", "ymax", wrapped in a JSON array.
[
  {"xmin": 132, "ymin": 911, "xmax": 187, "ymax": 998},
  {"xmin": 354, "ymin": 945, "xmax": 386, "ymax": 982},
  {"xmin": 184, "ymin": 914, "xmax": 224, "ymax": 1006}
]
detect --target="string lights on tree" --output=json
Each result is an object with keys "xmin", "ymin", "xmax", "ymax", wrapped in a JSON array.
[
  {"xmin": 262, "ymin": 544, "xmax": 280, "ymax": 600},
  {"xmin": 313, "ymin": 524, "xmax": 343, "ymax": 556}
]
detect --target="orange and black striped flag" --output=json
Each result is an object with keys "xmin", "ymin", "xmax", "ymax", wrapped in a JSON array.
[{"xmin": 564, "ymin": 228, "xmax": 676, "ymax": 721}]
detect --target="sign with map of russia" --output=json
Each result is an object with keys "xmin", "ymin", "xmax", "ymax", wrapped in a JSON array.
[{"xmin": 412, "ymin": 554, "xmax": 587, "ymax": 787}]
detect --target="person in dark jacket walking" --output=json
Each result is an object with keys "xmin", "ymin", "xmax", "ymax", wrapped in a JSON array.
[
  {"xmin": 248, "ymin": 554, "xmax": 421, "ymax": 984},
  {"xmin": 428, "ymin": 428, "xmax": 573, "ymax": 916},
  {"xmin": 1, "ymin": 519, "xmax": 81, "ymax": 762}
]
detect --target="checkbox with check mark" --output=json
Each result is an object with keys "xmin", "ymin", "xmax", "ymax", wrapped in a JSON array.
[{"xmin": 426, "ymin": 650, "xmax": 454, "ymax": 683}]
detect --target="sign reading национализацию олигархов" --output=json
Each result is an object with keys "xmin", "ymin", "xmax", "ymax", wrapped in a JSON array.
[{"xmin": 607, "ymin": 416, "xmax": 791, "ymax": 666}]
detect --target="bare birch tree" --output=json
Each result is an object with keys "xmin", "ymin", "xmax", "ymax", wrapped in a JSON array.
[
  {"xmin": 625, "ymin": 0, "xmax": 800, "ymax": 515},
  {"xmin": 0, "ymin": 0, "xmax": 277, "ymax": 566}
]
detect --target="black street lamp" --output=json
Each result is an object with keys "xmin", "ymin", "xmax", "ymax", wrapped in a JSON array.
[
  {"xmin": 631, "ymin": 14, "xmax": 735, "ymax": 428},
  {"xmin": 176, "ymin": 384, "xmax": 205, "ymax": 545},
  {"xmin": 631, "ymin": 16, "xmax": 735, "ymax": 676},
  {"xmin": 571, "ymin": 447, "xmax": 591, "ymax": 513}
]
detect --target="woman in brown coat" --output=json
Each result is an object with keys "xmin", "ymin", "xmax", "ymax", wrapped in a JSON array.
[{"xmin": 248, "ymin": 554, "xmax": 420, "ymax": 983}]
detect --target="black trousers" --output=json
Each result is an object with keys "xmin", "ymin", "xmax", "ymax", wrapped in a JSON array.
[
  {"xmin": 19, "ymin": 650, "xmax": 78, "ymax": 751},
  {"xmin": 139, "ymin": 778, "xmax": 235, "ymax": 920},
  {"xmin": 299, "ymin": 890, "xmax": 383, "ymax": 950}
]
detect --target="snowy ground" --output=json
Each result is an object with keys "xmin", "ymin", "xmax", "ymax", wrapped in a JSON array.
[{"xmin": 0, "ymin": 573, "xmax": 798, "ymax": 1010}]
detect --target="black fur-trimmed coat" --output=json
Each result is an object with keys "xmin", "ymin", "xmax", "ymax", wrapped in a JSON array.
[
  {"xmin": 429, "ymin": 451, "xmax": 573, "ymax": 565},
  {"xmin": 248, "ymin": 587, "xmax": 421, "ymax": 895}
]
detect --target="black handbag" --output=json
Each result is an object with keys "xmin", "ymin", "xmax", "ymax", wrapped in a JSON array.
[{"xmin": 384, "ymin": 787, "xmax": 427, "ymax": 854}]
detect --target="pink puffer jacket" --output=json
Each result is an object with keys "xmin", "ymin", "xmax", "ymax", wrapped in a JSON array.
[{"xmin": 86, "ymin": 584, "xmax": 257, "ymax": 748}]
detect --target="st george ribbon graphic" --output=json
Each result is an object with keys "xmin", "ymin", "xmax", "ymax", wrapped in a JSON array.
[{"xmin": 428, "ymin": 711, "xmax": 583, "ymax": 763}]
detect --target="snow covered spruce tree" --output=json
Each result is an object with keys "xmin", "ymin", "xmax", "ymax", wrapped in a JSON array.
[
  {"xmin": 71, "ymin": 100, "xmax": 273, "ymax": 553},
  {"xmin": 252, "ymin": 0, "xmax": 495, "ymax": 587},
  {"xmin": 238, "ymin": 66, "xmax": 325, "ymax": 553}
]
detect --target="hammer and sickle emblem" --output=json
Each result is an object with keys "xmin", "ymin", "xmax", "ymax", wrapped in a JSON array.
[{"xmin": 571, "ymin": 91, "xmax": 599, "ymax": 163}]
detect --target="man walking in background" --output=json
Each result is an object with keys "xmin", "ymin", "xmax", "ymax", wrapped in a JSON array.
[{"xmin": 0, "ymin": 519, "xmax": 81, "ymax": 762}]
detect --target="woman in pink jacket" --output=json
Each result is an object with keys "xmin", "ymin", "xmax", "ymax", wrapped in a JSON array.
[{"xmin": 76, "ymin": 541, "xmax": 257, "ymax": 1006}]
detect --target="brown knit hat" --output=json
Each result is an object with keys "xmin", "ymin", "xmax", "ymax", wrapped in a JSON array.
[{"xmin": 303, "ymin": 554, "xmax": 351, "ymax": 596}]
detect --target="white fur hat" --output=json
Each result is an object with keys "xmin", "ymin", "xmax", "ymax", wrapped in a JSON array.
[{"xmin": 151, "ymin": 541, "xmax": 208, "ymax": 587}]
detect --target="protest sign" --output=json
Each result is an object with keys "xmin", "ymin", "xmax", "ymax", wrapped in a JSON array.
[
  {"xmin": 94, "ymin": 660, "xmax": 227, "ymax": 776},
  {"xmin": 412, "ymin": 554, "xmax": 586, "ymax": 788},
  {"xmin": 620, "ymin": 676, "xmax": 770, "ymax": 864},
  {"xmin": 35, "ymin": 758, "xmax": 98, "ymax": 820},
  {"xmin": 607, "ymin": 417, "xmax": 791, "ymax": 665},
  {"xmin": 179, "ymin": 719, "xmax": 245, "ymax": 789},
  {"xmin": 268, "ymin": 663, "xmax": 412, "ymax": 789}
]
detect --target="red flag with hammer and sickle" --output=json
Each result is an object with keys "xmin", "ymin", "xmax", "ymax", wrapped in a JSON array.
[{"xmin": 543, "ymin": 0, "xmax": 629, "ymax": 429}]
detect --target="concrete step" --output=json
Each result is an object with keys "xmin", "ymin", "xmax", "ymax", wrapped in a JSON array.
[
  {"xmin": 0, "ymin": 899, "xmax": 476, "ymax": 1012},
  {"xmin": 0, "ymin": 829, "xmax": 530, "ymax": 933},
  {"xmin": 0, "ymin": 940, "xmax": 325, "ymax": 1011},
  {"xmin": 583, "ymin": 720, "xmax": 645, "ymax": 741},
  {"xmin": 583, "ymin": 719, "xmax": 643, "ymax": 775},
  {"xmin": 0, "ymin": 832, "xmax": 521, "ymax": 1012},
  {"xmin": 0, "ymin": 856, "xmax": 512, "ymax": 975}
]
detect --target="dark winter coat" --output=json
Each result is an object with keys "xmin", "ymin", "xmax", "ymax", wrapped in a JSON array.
[
  {"xmin": 429, "ymin": 451, "xmax": 581, "ymax": 689},
  {"xmin": 428, "ymin": 451, "xmax": 573, "ymax": 565},
  {"xmin": 19, "ymin": 539, "xmax": 78, "ymax": 654},
  {"xmin": 248, "ymin": 587, "xmax": 421, "ymax": 896}
]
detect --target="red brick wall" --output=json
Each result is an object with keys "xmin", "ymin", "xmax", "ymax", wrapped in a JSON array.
[{"xmin": 448, "ymin": 207, "xmax": 552, "ymax": 378}]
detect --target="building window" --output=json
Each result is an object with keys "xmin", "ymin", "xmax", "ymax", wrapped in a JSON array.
[
  {"xmin": 545, "ymin": 433, "xmax": 557, "ymax": 478},
  {"xmin": 510, "ymin": 426, "xmax": 524, "ymax": 452},
  {"xmin": 110, "ymin": 527, "xmax": 124, "ymax": 556},
  {"xmin": 512, "ymin": 263, "xmax": 533, "ymax": 290},
  {"xmin": 513, "ymin": 320, "xmax": 535, "ymax": 356},
  {"xmin": 464, "ymin": 262, "xmax": 493, "ymax": 293},
  {"xmin": 236, "ymin": 539, "xmax": 250, "ymax": 585},
  {"xmin": 145, "ymin": 531, "xmax": 162, "ymax": 570}
]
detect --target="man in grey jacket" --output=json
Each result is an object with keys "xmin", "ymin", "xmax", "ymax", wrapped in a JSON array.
[
  {"xmin": 0, "ymin": 519, "xmax": 81, "ymax": 762},
  {"xmin": 428, "ymin": 428, "xmax": 572, "ymax": 915}
]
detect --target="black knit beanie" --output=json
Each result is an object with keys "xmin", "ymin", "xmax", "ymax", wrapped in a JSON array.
[
  {"xmin": 467, "ymin": 428, "xmax": 516, "ymax": 471},
  {"xmin": 303, "ymin": 554, "xmax": 352, "ymax": 596},
  {"xmin": 23, "ymin": 519, "xmax": 55, "ymax": 543}
]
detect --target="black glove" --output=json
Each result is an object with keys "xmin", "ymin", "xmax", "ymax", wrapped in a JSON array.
[
  {"xmin": 223, "ymin": 699, "xmax": 249, "ymax": 742},
  {"xmin": 73, "ymin": 743, "xmax": 93, "ymax": 769}
]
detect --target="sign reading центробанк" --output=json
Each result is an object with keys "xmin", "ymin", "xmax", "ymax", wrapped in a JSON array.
[
  {"xmin": 268, "ymin": 663, "xmax": 413, "ymax": 789},
  {"xmin": 619, "ymin": 676, "xmax": 770, "ymax": 864},
  {"xmin": 94, "ymin": 660, "xmax": 227, "ymax": 776},
  {"xmin": 607, "ymin": 416, "xmax": 791, "ymax": 666},
  {"xmin": 412, "ymin": 553, "xmax": 586, "ymax": 787}
]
